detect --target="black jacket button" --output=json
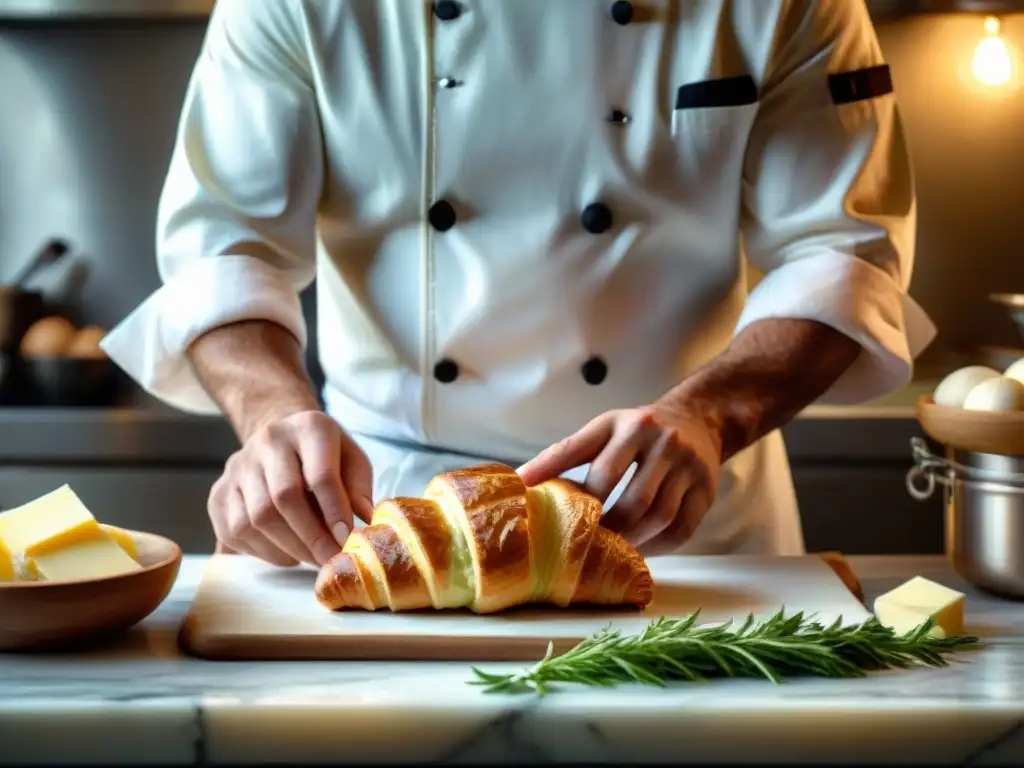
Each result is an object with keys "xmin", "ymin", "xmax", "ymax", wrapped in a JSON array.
[
  {"xmin": 581, "ymin": 356, "xmax": 608, "ymax": 385},
  {"xmin": 580, "ymin": 202, "xmax": 613, "ymax": 234},
  {"xmin": 428, "ymin": 199, "xmax": 457, "ymax": 232},
  {"xmin": 610, "ymin": 0, "xmax": 633, "ymax": 25},
  {"xmin": 434, "ymin": 358, "xmax": 460, "ymax": 383},
  {"xmin": 433, "ymin": 0, "xmax": 461, "ymax": 21}
]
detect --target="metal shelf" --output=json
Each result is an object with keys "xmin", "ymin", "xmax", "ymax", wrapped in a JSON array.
[
  {"xmin": 1, "ymin": 0, "xmax": 1023, "ymax": 21},
  {"xmin": 869, "ymin": 0, "xmax": 1024, "ymax": 17},
  {"xmin": 0, "ymin": 0, "xmax": 213, "ymax": 20}
]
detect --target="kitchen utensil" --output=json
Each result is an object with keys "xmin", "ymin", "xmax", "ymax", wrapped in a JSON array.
[
  {"xmin": 916, "ymin": 394, "xmax": 1024, "ymax": 455},
  {"xmin": 22, "ymin": 356, "xmax": 121, "ymax": 407},
  {"xmin": 179, "ymin": 554, "xmax": 870, "ymax": 661},
  {"xmin": 0, "ymin": 529, "xmax": 181, "ymax": 652},
  {"xmin": 907, "ymin": 438, "xmax": 1024, "ymax": 600},
  {"xmin": 9, "ymin": 238, "xmax": 70, "ymax": 288},
  {"xmin": 989, "ymin": 293, "xmax": 1024, "ymax": 345}
]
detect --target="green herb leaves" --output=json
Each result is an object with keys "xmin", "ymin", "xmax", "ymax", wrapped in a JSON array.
[{"xmin": 469, "ymin": 610, "xmax": 981, "ymax": 696}]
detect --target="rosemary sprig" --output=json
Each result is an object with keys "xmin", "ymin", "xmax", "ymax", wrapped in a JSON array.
[{"xmin": 469, "ymin": 610, "xmax": 981, "ymax": 696}]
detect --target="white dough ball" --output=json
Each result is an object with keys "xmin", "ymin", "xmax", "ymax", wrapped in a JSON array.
[
  {"xmin": 1004, "ymin": 357, "xmax": 1024, "ymax": 385},
  {"xmin": 962, "ymin": 376, "xmax": 1024, "ymax": 412},
  {"xmin": 933, "ymin": 366, "xmax": 1002, "ymax": 408}
]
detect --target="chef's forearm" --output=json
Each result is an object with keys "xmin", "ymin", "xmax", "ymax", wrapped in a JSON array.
[
  {"xmin": 187, "ymin": 320, "xmax": 320, "ymax": 442},
  {"xmin": 660, "ymin": 318, "xmax": 861, "ymax": 463}
]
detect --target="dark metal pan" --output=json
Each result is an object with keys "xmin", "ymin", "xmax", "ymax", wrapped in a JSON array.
[{"xmin": 19, "ymin": 356, "xmax": 123, "ymax": 407}]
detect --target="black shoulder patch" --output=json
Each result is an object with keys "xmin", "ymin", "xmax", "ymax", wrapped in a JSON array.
[
  {"xmin": 828, "ymin": 65, "xmax": 894, "ymax": 105},
  {"xmin": 675, "ymin": 75, "xmax": 758, "ymax": 110}
]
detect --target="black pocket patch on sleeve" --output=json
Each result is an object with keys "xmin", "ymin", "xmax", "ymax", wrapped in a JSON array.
[
  {"xmin": 675, "ymin": 75, "xmax": 758, "ymax": 109},
  {"xmin": 828, "ymin": 65, "xmax": 894, "ymax": 105}
]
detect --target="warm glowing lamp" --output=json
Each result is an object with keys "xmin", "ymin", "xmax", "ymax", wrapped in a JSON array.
[{"xmin": 971, "ymin": 16, "xmax": 1013, "ymax": 87}]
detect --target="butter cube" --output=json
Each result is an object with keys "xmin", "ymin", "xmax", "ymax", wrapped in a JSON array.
[
  {"xmin": 0, "ymin": 485, "xmax": 102, "ymax": 557},
  {"xmin": 873, "ymin": 576, "xmax": 966, "ymax": 638},
  {"xmin": 100, "ymin": 524, "xmax": 137, "ymax": 559},
  {"xmin": 0, "ymin": 486, "xmax": 141, "ymax": 583},
  {"xmin": 30, "ymin": 535, "xmax": 142, "ymax": 582},
  {"xmin": 0, "ymin": 537, "xmax": 13, "ymax": 581}
]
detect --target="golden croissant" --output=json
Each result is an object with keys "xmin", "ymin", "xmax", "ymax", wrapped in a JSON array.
[{"xmin": 314, "ymin": 463, "xmax": 654, "ymax": 614}]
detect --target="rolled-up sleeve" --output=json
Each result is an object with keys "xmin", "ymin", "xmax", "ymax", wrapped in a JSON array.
[
  {"xmin": 737, "ymin": 0, "xmax": 936, "ymax": 405},
  {"xmin": 100, "ymin": 0, "xmax": 322, "ymax": 414}
]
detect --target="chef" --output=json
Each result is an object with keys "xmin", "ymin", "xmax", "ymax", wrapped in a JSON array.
[{"xmin": 102, "ymin": 0, "xmax": 934, "ymax": 568}]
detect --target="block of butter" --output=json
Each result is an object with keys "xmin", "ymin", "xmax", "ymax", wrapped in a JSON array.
[
  {"xmin": 30, "ymin": 535, "xmax": 139, "ymax": 582},
  {"xmin": 0, "ymin": 485, "xmax": 141, "ymax": 583},
  {"xmin": 0, "ymin": 485, "xmax": 105, "ymax": 557},
  {"xmin": 100, "ymin": 524, "xmax": 137, "ymax": 560},
  {"xmin": 0, "ymin": 534, "xmax": 37, "ymax": 582},
  {"xmin": 873, "ymin": 576, "xmax": 966, "ymax": 638},
  {"xmin": 0, "ymin": 536, "xmax": 14, "ymax": 581}
]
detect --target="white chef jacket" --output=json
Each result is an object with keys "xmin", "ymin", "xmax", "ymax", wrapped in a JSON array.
[{"xmin": 101, "ymin": 0, "xmax": 935, "ymax": 555}]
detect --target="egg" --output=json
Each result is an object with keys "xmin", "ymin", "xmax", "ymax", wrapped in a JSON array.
[
  {"xmin": 65, "ymin": 326, "xmax": 108, "ymax": 360},
  {"xmin": 933, "ymin": 366, "xmax": 1002, "ymax": 408},
  {"xmin": 19, "ymin": 316, "xmax": 77, "ymax": 358},
  {"xmin": 962, "ymin": 376, "xmax": 1024, "ymax": 413},
  {"xmin": 1004, "ymin": 357, "xmax": 1024, "ymax": 385}
]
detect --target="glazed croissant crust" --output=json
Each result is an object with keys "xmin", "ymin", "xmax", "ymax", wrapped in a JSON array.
[{"xmin": 314, "ymin": 463, "xmax": 654, "ymax": 614}]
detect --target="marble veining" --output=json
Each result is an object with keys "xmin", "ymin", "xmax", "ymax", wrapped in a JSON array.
[{"xmin": 2, "ymin": 555, "xmax": 1024, "ymax": 765}]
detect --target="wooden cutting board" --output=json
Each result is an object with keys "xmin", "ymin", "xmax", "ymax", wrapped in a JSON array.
[{"xmin": 179, "ymin": 554, "xmax": 871, "ymax": 661}]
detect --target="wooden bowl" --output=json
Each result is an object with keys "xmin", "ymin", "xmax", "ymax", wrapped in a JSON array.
[
  {"xmin": 0, "ymin": 529, "xmax": 182, "ymax": 652},
  {"xmin": 917, "ymin": 395, "xmax": 1024, "ymax": 456}
]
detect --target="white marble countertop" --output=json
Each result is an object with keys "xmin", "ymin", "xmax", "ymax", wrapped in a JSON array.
[{"xmin": 3, "ymin": 555, "xmax": 1024, "ymax": 766}]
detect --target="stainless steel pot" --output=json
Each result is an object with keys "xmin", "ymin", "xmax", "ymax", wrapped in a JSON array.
[{"xmin": 907, "ymin": 438, "xmax": 1024, "ymax": 599}]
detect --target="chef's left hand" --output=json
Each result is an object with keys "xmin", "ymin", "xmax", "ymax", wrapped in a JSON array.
[{"xmin": 518, "ymin": 402, "xmax": 723, "ymax": 555}]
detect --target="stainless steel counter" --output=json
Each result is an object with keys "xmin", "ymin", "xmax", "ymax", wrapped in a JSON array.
[
  {"xmin": 0, "ymin": 381, "xmax": 934, "ymax": 465},
  {"xmin": 0, "ymin": 0, "xmax": 213, "ymax": 19},
  {"xmin": 0, "ymin": 405, "xmax": 237, "ymax": 464}
]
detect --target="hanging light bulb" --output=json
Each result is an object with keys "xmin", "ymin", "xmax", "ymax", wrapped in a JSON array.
[{"xmin": 971, "ymin": 16, "xmax": 1013, "ymax": 87}]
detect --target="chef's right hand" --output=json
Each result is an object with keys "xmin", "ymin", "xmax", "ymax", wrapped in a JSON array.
[{"xmin": 207, "ymin": 411, "xmax": 374, "ymax": 567}]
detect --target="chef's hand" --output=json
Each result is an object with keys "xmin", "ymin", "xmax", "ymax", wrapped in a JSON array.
[
  {"xmin": 518, "ymin": 404, "xmax": 722, "ymax": 555},
  {"xmin": 208, "ymin": 411, "xmax": 374, "ymax": 567}
]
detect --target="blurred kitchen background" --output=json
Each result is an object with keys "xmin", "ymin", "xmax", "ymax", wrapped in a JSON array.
[{"xmin": 0, "ymin": 0, "xmax": 1022, "ymax": 554}]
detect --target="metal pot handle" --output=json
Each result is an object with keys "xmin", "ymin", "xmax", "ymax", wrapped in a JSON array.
[
  {"xmin": 906, "ymin": 438, "xmax": 952, "ymax": 501},
  {"xmin": 906, "ymin": 437, "xmax": 1024, "ymax": 500}
]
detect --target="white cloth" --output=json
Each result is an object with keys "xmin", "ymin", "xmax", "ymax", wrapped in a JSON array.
[{"xmin": 101, "ymin": 0, "xmax": 935, "ymax": 556}]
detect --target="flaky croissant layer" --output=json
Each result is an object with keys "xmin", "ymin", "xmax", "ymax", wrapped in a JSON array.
[{"xmin": 314, "ymin": 463, "xmax": 654, "ymax": 614}]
